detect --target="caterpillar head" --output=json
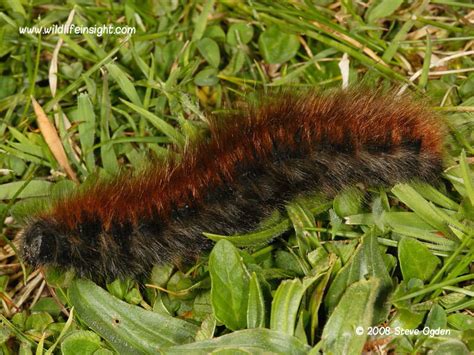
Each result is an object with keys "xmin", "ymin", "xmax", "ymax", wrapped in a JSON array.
[
  {"xmin": 20, "ymin": 216, "xmax": 149, "ymax": 281},
  {"xmin": 21, "ymin": 218, "xmax": 65, "ymax": 268}
]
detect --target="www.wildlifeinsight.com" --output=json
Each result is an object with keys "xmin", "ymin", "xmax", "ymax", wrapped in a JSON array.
[{"xmin": 20, "ymin": 88, "xmax": 445, "ymax": 281}]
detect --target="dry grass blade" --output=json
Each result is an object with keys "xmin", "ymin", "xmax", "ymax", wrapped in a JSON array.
[
  {"xmin": 49, "ymin": 8, "xmax": 76, "ymax": 98},
  {"xmin": 399, "ymin": 49, "xmax": 474, "ymax": 93},
  {"xmin": 311, "ymin": 21, "xmax": 388, "ymax": 67},
  {"xmin": 338, "ymin": 53, "xmax": 350, "ymax": 89},
  {"xmin": 31, "ymin": 97, "xmax": 78, "ymax": 182}
]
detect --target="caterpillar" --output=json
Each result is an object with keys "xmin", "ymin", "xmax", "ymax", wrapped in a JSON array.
[{"xmin": 20, "ymin": 88, "xmax": 445, "ymax": 282}]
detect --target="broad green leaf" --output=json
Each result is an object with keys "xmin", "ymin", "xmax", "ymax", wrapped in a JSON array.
[
  {"xmin": 150, "ymin": 264, "xmax": 174, "ymax": 287},
  {"xmin": 366, "ymin": 0, "xmax": 403, "ymax": 24},
  {"xmin": 25, "ymin": 312, "xmax": 54, "ymax": 332},
  {"xmin": 76, "ymin": 93, "xmax": 96, "ymax": 172},
  {"xmin": 226, "ymin": 23, "xmax": 254, "ymax": 45},
  {"xmin": 106, "ymin": 278, "xmax": 133, "ymax": 300},
  {"xmin": 398, "ymin": 237, "xmax": 440, "ymax": 282},
  {"xmin": 197, "ymin": 38, "xmax": 220, "ymax": 68},
  {"xmin": 383, "ymin": 212, "xmax": 438, "ymax": 231},
  {"xmin": 69, "ymin": 279, "xmax": 198, "ymax": 354},
  {"xmin": 309, "ymin": 256, "xmax": 335, "ymax": 342},
  {"xmin": 258, "ymin": 25, "xmax": 300, "ymax": 64},
  {"xmin": 124, "ymin": 287, "xmax": 143, "ymax": 304},
  {"xmin": 274, "ymin": 250, "xmax": 304, "ymax": 276},
  {"xmin": 1, "ymin": 143, "xmax": 49, "ymax": 165},
  {"xmin": 325, "ymin": 231, "xmax": 392, "ymax": 324},
  {"xmin": 0, "ymin": 180, "xmax": 51, "ymax": 200},
  {"xmin": 44, "ymin": 267, "xmax": 75, "ymax": 288},
  {"xmin": 30, "ymin": 298, "xmax": 61, "ymax": 317},
  {"xmin": 247, "ymin": 272, "xmax": 266, "ymax": 328},
  {"xmin": 287, "ymin": 202, "xmax": 320, "ymax": 259},
  {"xmin": 390, "ymin": 309, "xmax": 425, "ymax": 329},
  {"xmin": 195, "ymin": 314, "xmax": 216, "ymax": 341},
  {"xmin": 60, "ymin": 330, "xmax": 103, "ymax": 355},
  {"xmin": 448, "ymin": 313, "xmax": 474, "ymax": 331},
  {"xmin": 204, "ymin": 201, "xmax": 331, "ymax": 247},
  {"xmin": 430, "ymin": 340, "xmax": 470, "ymax": 355},
  {"xmin": 194, "ymin": 67, "xmax": 219, "ymax": 86},
  {"xmin": 209, "ymin": 240, "xmax": 249, "ymax": 330},
  {"xmin": 19, "ymin": 342, "xmax": 33, "ymax": 355},
  {"xmin": 164, "ymin": 328, "xmax": 310, "ymax": 354},
  {"xmin": 333, "ymin": 187, "xmax": 364, "ymax": 217},
  {"xmin": 204, "ymin": 219, "xmax": 291, "ymax": 246},
  {"xmin": 426, "ymin": 304, "xmax": 447, "ymax": 329},
  {"xmin": 270, "ymin": 274, "xmax": 320, "ymax": 335},
  {"xmin": 0, "ymin": 76, "xmax": 17, "ymax": 99},
  {"xmin": 321, "ymin": 278, "xmax": 380, "ymax": 354},
  {"xmin": 203, "ymin": 25, "xmax": 226, "ymax": 41},
  {"xmin": 295, "ymin": 310, "xmax": 308, "ymax": 344},
  {"xmin": 193, "ymin": 291, "xmax": 213, "ymax": 321},
  {"xmin": 167, "ymin": 271, "xmax": 195, "ymax": 300}
]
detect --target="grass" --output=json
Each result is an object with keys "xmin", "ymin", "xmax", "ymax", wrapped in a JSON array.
[{"xmin": 0, "ymin": 0, "xmax": 474, "ymax": 353}]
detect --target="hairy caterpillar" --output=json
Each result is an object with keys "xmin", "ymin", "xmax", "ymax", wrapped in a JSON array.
[{"xmin": 21, "ymin": 88, "xmax": 445, "ymax": 281}]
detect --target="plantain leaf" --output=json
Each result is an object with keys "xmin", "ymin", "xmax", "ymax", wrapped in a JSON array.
[
  {"xmin": 209, "ymin": 240, "xmax": 249, "ymax": 330},
  {"xmin": 69, "ymin": 279, "xmax": 198, "ymax": 354},
  {"xmin": 287, "ymin": 202, "xmax": 320, "ymax": 259},
  {"xmin": 426, "ymin": 304, "xmax": 447, "ymax": 329},
  {"xmin": 333, "ymin": 187, "xmax": 364, "ymax": 217},
  {"xmin": 247, "ymin": 272, "xmax": 266, "ymax": 328},
  {"xmin": 164, "ymin": 328, "xmax": 310, "ymax": 354},
  {"xmin": 398, "ymin": 237, "xmax": 440, "ymax": 282},
  {"xmin": 325, "ymin": 230, "xmax": 392, "ymax": 324},
  {"xmin": 321, "ymin": 278, "xmax": 380, "ymax": 354},
  {"xmin": 270, "ymin": 274, "xmax": 320, "ymax": 336}
]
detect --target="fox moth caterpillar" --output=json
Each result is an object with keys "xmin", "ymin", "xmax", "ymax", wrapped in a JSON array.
[{"xmin": 21, "ymin": 88, "xmax": 445, "ymax": 281}]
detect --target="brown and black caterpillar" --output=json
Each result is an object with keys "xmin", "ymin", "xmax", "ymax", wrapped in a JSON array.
[{"xmin": 21, "ymin": 88, "xmax": 445, "ymax": 281}]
